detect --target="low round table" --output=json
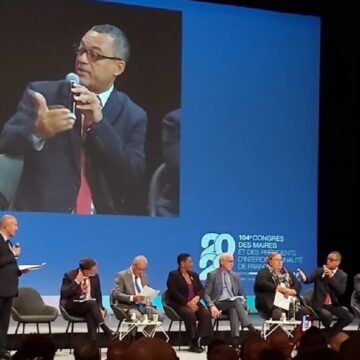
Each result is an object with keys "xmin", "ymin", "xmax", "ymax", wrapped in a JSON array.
[
  {"xmin": 119, "ymin": 320, "xmax": 170, "ymax": 342},
  {"xmin": 262, "ymin": 319, "xmax": 302, "ymax": 339}
]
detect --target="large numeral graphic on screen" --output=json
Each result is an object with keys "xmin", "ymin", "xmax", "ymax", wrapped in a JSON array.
[{"xmin": 199, "ymin": 233, "xmax": 236, "ymax": 280}]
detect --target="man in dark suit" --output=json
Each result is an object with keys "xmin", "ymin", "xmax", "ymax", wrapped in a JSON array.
[
  {"xmin": 111, "ymin": 255, "xmax": 163, "ymax": 321},
  {"xmin": 0, "ymin": 214, "xmax": 23, "ymax": 360},
  {"xmin": 155, "ymin": 108, "xmax": 180, "ymax": 217},
  {"xmin": 298, "ymin": 251, "xmax": 354, "ymax": 335},
  {"xmin": 353, "ymin": 273, "xmax": 360, "ymax": 312},
  {"xmin": 204, "ymin": 253, "xmax": 257, "ymax": 344},
  {"xmin": 0, "ymin": 24, "xmax": 147, "ymax": 215},
  {"xmin": 60, "ymin": 258, "xmax": 117, "ymax": 342}
]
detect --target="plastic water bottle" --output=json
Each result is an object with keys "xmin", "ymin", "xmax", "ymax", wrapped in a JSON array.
[
  {"xmin": 301, "ymin": 314, "xmax": 307, "ymax": 331},
  {"xmin": 302, "ymin": 314, "xmax": 312, "ymax": 331},
  {"xmin": 289, "ymin": 299, "xmax": 295, "ymax": 321},
  {"xmin": 145, "ymin": 297, "xmax": 152, "ymax": 321}
]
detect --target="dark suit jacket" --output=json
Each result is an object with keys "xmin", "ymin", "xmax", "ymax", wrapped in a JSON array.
[
  {"xmin": 60, "ymin": 269, "xmax": 103, "ymax": 310},
  {"xmin": 204, "ymin": 268, "xmax": 246, "ymax": 307},
  {"xmin": 166, "ymin": 269, "xmax": 205, "ymax": 311},
  {"xmin": 352, "ymin": 274, "xmax": 360, "ymax": 310},
  {"xmin": 0, "ymin": 80, "xmax": 147, "ymax": 214},
  {"xmin": 0, "ymin": 233, "xmax": 20, "ymax": 297},
  {"xmin": 156, "ymin": 109, "xmax": 180, "ymax": 216},
  {"xmin": 254, "ymin": 267, "xmax": 301, "ymax": 315},
  {"xmin": 354, "ymin": 274, "xmax": 360, "ymax": 299},
  {"xmin": 111, "ymin": 268, "xmax": 148, "ymax": 309},
  {"xmin": 304, "ymin": 267, "xmax": 347, "ymax": 311}
]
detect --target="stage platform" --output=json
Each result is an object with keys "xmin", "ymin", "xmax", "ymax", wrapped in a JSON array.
[{"xmin": 6, "ymin": 313, "xmax": 360, "ymax": 353}]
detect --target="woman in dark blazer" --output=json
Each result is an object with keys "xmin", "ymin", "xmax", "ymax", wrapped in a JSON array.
[
  {"xmin": 166, "ymin": 253, "xmax": 213, "ymax": 353},
  {"xmin": 254, "ymin": 252, "xmax": 307, "ymax": 320}
]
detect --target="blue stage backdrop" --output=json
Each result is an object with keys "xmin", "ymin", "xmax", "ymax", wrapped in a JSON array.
[{"xmin": 5, "ymin": 0, "xmax": 320, "ymax": 310}]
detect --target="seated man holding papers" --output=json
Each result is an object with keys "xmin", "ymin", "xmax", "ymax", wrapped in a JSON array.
[{"xmin": 111, "ymin": 255, "xmax": 163, "ymax": 323}]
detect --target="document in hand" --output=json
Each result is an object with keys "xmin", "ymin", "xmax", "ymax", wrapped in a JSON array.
[
  {"xmin": 139, "ymin": 286, "xmax": 160, "ymax": 302},
  {"xmin": 73, "ymin": 298, "xmax": 96, "ymax": 303},
  {"xmin": 273, "ymin": 291, "xmax": 296, "ymax": 310},
  {"xmin": 218, "ymin": 295, "xmax": 245, "ymax": 302},
  {"xmin": 18, "ymin": 262, "xmax": 47, "ymax": 271}
]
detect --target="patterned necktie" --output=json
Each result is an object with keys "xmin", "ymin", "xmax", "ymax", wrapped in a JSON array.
[
  {"xmin": 75, "ymin": 109, "xmax": 96, "ymax": 215},
  {"xmin": 135, "ymin": 276, "xmax": 142, "ymax": 294},
  {"xmin": 75, "ymin": 150, "xmax": 92, "ymax": 214},
  {"xmin": 75, "ymin": 97, "xmax": 103, "ymax": 214}
]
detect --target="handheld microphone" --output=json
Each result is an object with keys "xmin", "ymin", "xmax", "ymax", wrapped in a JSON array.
[
  {"xmin": 321, "ymin": 265, "xmax": 327, "ymax": 278},
  {"xmin": 65, "ymin": 72, "xmax": 80, "ymax": 115},
  {"xmin": 14, "ymin": 242, "xmax": 21, "ymax": 248}
]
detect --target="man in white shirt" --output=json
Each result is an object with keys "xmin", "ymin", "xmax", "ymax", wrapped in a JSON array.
[
  {"xmin": 0, "ymin": 215, "xmax": 23, "ymax": 360},
  {"xmin": 111, "ymin": 255, "xmax": 163, "ymax": 322},
  {"xmin": 298, "ymin": 251, "xmax": 354, "ymax": 335},
  {"xmin": 0, "ymin": 24, "xmax": 147, "ymax": 215}
]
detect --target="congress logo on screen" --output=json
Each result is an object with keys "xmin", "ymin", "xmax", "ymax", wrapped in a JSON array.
[{"xmin": 199, "ymin": 232, "xmax": 236, "ymax": 280}]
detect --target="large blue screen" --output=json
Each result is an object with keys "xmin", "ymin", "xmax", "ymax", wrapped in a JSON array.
[{"xmin": 4, "ymin": 0, "xmax": 320, "ymax": 309}]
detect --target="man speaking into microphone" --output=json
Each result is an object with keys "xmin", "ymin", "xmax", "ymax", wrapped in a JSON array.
[
  {"xmin": 0, "ymin": 24, "xmax": 147, "ymax": 215},
  {"xmin": 297, "ymin": 251, "xmax": 354, "ymax": 335},
  {"xmin": 0, "ymin": 214, "xmax": 26, "ymax": 360}
]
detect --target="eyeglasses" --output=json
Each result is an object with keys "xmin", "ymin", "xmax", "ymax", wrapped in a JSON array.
[
  {"xmin": 134, "ymin": 264, "xmax": 146, "ymax": 272},
  {"xmin": 74, "ymin": 44, "xmax": 123, "ymax": 62},
  {"xmin": 327, "ymin": 257, "xmax": 339, "ymax": 262}
]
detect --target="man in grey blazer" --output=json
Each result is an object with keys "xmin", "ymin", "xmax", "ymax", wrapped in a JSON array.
[
  {"xmin": 111, "ymin": 255, "xmax": 163, "ymax": 322},
  {"xmin": 204, "ymin": 253, "xmax": 257, "ymax": 343}
]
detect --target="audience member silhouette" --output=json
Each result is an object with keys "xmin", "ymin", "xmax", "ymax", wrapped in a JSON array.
[
  {"xmin": 12, "ymin": 334, "xmax": 56, "ymax": 360},
  {"xmin": 125, "ymin": 337, "xmax": 178, "ymax": 360}
]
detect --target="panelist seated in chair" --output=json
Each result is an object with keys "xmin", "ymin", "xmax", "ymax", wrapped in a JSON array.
[
  {"xmin": 204, "ymin": 252, "xmax": 257, "ymax": 345},
  {"xmin": 254, "ymin": 252, "xmax": 309, "ymax": 320},
  {"xmin": 166, "ymin": 253, "xmax": 213, "ymax": 353},
  {"xmin": 155, "ymin": 108, "xmax": 180, "ymax": 217},
  {"xmin": 111, "ymin": 255, "xmax": 163, "ymax": 323},
  {"xmin": 60, "ymin": 258, "xmax": 117, "ymax": 341},
  {"xmin": 297, "ymin": 251, "xmax": 354, "ymax": 335},
  {"xmin": 353, "ymin": 272, "xmax": 360, "ymax": 312}
]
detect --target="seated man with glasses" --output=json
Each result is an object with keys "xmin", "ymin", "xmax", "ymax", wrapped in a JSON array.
[
  {"xmin": 0, "ymin": 24, "xmax": 147, "ymax": 215},
  {"xmin": 60, "ymin": 258, "xmax": 118, "ymax": 342},
  {"xmin": 204, "ymin": 252, "xmax": 258, "ymax": 346},
  {"xmin": 111, "ymin": 255, "xmax": 163, "ymax": 323},
  {"xmin": 298, "ymin": 251, "xmax": 354, "ymax": 335}
]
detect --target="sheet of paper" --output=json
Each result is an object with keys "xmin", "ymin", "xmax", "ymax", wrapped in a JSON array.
[
  {"xmin": 218, "ymin": 295, "xmax": 245, "ymax": 302},
  {"xmin": 18, "ymin": 262, "xmax": 47, "ymax": 271},
  {"xmin": 73, "ymin": 298, "xmax": 96, "ymax": 303},
  {"xmin": 139, "ymin": 285, "xmax": 160, "ymax": 302},
  {"xmin": 273, "ymin": 291, "xmax": 294, "ymax": 310}
]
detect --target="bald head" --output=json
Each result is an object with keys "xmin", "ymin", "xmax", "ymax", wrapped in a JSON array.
[
  {"xmin": 132, "ymin": 255, "xmax": 148, "ymax": 266},
  {"xmin": 107, "ymin": 340, "xmax": 131, "ymax": 360},
  {"xmin": 219, "ymin": 253, "xmax": 234, "ymax": 272},
  {"xmin": 208, "ymin": 345, "xmax": 239, "ymax": 360},
  {"xmin": 329, "ymin": 331, "xmax": 350, "ymax": 352},
  {"xmin": 0, "ymin": 214, "xmax": 18, "ymax": 238},
  {"xmin": 131, "ymin": 255, "xmax": 148, "ymax": 277},
  {"xmin": 125, "ymin": 338, "xmax": 177, "ymax": 360}
]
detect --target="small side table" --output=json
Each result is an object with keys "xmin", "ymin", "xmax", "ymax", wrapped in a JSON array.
[
  {"xmin": 119, "ymin": 320, "xmax": 170, "ymax": 342},
  {"xmin": 262, "ymin": 320, "xmax": 302, "ymax": 339}
]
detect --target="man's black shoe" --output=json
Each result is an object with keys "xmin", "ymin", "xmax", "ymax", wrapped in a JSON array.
[{"xmin": 188, "ymin": 345, "xmax": 204, "ymax": 353}]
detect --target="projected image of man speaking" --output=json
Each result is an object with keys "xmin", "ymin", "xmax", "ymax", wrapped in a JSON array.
[{"xmin": 0, "ymin": 24, "xmax": 146, "ymax": 215}]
